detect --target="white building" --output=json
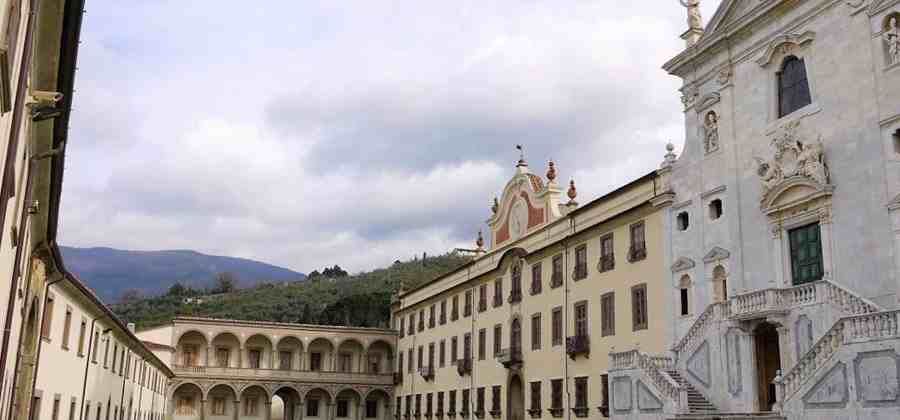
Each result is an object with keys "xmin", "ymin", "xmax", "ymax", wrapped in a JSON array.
[{"xmin": 609, "ymin": 1, "xmax": 900, "ymax": 419}]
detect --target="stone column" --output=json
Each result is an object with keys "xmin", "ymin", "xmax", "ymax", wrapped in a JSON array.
[
  {"xmin": 300, "ymin": 351, "xmax": 307, "ymax": 371},
  {"xmin": 327, "ymin": 402, "xmax": 335, "ymax": 420},
  {"xmin": 239, "ymin": 347, "xmax": 245, "ymax": 368},
  {"xmin": 206, "ymin": 346, "xmax": 212, "ymax": 367},
  {"xmin": 233, "ymin": 400, "xmax": 240, "ymax": 420},
  {"xmin": 358, "ymin": 402, "xmax": 366, "ymax": 420},
  {"xmin": 776, "ymin": 326, "xmax": 793, "ymax": 372},
  {"xmin": 200, "ymin": 399, "xmax": 207, "ymax": 420},
  {"xmin": 265, "ymin": 401, "xmax": 272, "ymax": 420},
  {"xmin": 296, "ymin": 402, "xmax": 305, "ymax": 420}
]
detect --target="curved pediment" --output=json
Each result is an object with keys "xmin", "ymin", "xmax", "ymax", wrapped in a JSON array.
[
  {"xmin": 703, "ymin": 247, "xmax": 731, "ymax": 264},
  {"xmin": 671, "ymin": 257, "xmax": 696, "ymax": 273},
  {"xmin": 760, "ymin": 176, "xmax": 834, "ymax": 215},
  {"xmin": 696, "ymin": 92, "xmax": 721, "ymax": 113},
  {"xmin": 755, "ymin": 31, "xmax": 816, "ymax": 67}
]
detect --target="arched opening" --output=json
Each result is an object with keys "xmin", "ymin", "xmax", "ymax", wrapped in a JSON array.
[
  {"xmin": 277, "ymin": 336, "xmax": 303, "ymax": 371},
  {"xmin": 210, "ymin": 332, "xmax": 240, "ymax": 368},
  {"xmin": 305, "ymin": 388, "xmax": 333, "ymax": 420},
  {"xmin": 713, "ymin": 265, "xmax": 728, "ymax": 302},
  {"xmin": 507, "ymin": 375, "xmax": 524, "ymax": 420},
  {"xmin": 206, "ymin": 384, "xmax": 237, "ymax": 419},
  {"xmin": 335, "ymin": 389, "xmax": 362, "ymax": 420},
  {"xmin": 337, "ymin": 339, "xmax": 364, "ymax": 373},
  {"xmin": 308, "ymin": 338, "xmax": 335, "ymax": 372},
  {"xmin": 754, "ymin": 322, "xmax": 782, "ymax": 411},
  {"xmin": 241, "ymin": 385, "xmax": 270, "ymax": 418},
  {"xmin": 171, "ymin": 383, "xmax": 203, "ymax": 420},
  {"xmin": 676, "ymin": 211, "xmax": 690, "ymax": 231},
  {"xmin": 708, "ymin": 198, "xmax": 723, "ymax": 220},
  {"xmin": 365, "ymin": 390, "xmax": 391, "ymax": 420},
  {"xmin": 273, "ymin": 387, "xmax": 301, "ymax": 420},
  {"xmin": 245, "ymin": 334, "xmax": 274, "ymax": 369},
  {"xmin": 366, "ymin": 340, "xmax": 394, "ymax": 374},
  {"xmin": 176, "ymin": 331, "xmax": 208, "ymax": 367},
  {"xmin": 678, "ymin": 275, "xmax": 692, "ymax": 316}
]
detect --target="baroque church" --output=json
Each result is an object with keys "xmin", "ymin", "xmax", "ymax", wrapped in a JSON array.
[{"xmin": 609, "ymin": 0, "xmax": 900, "ymax": 419}]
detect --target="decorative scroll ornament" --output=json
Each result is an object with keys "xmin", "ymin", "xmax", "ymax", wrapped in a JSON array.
[{"xmin": 754, "ymin": 120, "xmax": 829, "ymax": 197}]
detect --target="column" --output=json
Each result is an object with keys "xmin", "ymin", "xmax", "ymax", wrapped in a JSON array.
[
  {"xmin": 776, "ymin": 326, "xmax": 793, "ymax": 371},
  {"xmin": 206, "ymin": 346, "xmax": 212, "ymax": 367},
  {"xmin": 200, "ymin": 399, "xmax": 207, "ymax": 420},
  {"xmin": 358, "ymin": 402, "xmax": 366, "ymax": 420},
  {"xmin": 327, "ymin": 402, "xmax": 335, "ymax": 420},
  {"xmin": 265, "ymin": 401, "xmax": 272, "ymax": 420},
  {"xmin": 385, "ymin": 402, "xmax": 393, "ymax": 420},
  {"xmin": 295, "ymin": 403, "xmax": 305, "ymax": 420},
  {"xmin": 299, "ymin": 351, "xmax": 306, "ymax": 371},
  {"xmin": 233, "ymin": 400, "xmax": 240, "ymax": 420},
  {"xmin": 239, "ymin": 347, "xmax": 245, "ymax": 368}
]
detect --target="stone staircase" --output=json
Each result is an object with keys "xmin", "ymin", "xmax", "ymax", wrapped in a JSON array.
[{"xmin": 665, "ymin": 370, "xmax": 716, "ymax": 414}]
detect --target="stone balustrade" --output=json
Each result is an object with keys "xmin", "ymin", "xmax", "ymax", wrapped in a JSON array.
[
  {"xmin": 609, "ymin": 350, "xmax": 684, "ymax": 410},
  {"xmin": 172, "ymin": 364, "xmax": 394, "ymax": 386}
]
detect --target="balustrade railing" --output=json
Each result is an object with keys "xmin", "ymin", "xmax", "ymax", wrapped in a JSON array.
[
  {"xmin": 172, "ymin": 364, "xmax": 392, "ymax": 383},
  {"xmin": 609, "ymin": 350, "xmax": 683, "ymax": 409},
  {"xmin": 779, "ymin": 310, "xmax": 900, "ymax": 402},
  {"xmin": 671, "ymin": 302, "xmax": 722, "ymax": 359}
]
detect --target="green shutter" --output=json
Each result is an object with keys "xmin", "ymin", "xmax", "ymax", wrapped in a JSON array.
[{"xmin": 789, "ymin": 223, "xmax": 823, "ymax": 285}]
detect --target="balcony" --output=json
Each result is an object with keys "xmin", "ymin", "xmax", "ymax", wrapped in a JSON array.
[
  {"xmin": 393, "ymin": 372, "xmax": 403, "ymax": 385},
  {"xmin": 419, "ymin": 366, "xmax": 435, "ymax": 381},
  {"xmin": 527, "ymin": 408, "xmax": 541, "ymax": 419},
  {"xmin": 550, "ymin": 273, "xmax": 563, "ymax": 288},
  {"xmin": 565, "ymin": 335, "xmax": 590, "ymax": 359},
  {"xmin": 456, "ymin": 358, "xmax": 472, "ymax": 376},
  {"xmin": 571, "ymin": 407, "xmax": 589, "ymax": 418},
  {"xmin": 478, "ymin": 300, "xmax": 487, "ymax": 313},
  {"xmin": 508, "ymin": 290, "xmax": 522, "ymax": 304},
  {"xmin": 627, "ymin": 245, "xmax": 646, "ymax": 263},
  {"xmin": 171, "ymin": 365, "xmax": 393, "ymax": 386},
  {"xmin": 547, "ymin": 408, "xmax": 564, "ymax": 418},
  {"xmin": 598, "ymin": 254, "xmax": 615, "ymax": 272},
  {"xmin": 496, "ymin": 348, "xmax": 523, "ymax": 369},
  {"xmin": 492, "ymin": 296, "xmax": 502, "ymax": 308},
  {"xmin": 572, "ymin": 264, "xmax": 588, "ymax": 281}
]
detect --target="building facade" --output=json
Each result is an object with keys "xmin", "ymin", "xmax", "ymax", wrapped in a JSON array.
[
  {"xmin": 391, "ymin": 160, "xmax": 671, "ymax": 420},
  {"xmin": 137, "ymin": 317, "xmax": 396, "ymax": 420},
  {"xmin": 609, "ymin": 1, "xmax": 900, "ymax": 419}
]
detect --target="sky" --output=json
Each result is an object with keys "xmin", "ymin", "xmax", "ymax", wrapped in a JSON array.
[{"xmin": 59, "ymin": 0, "xmax": 723, "ymax": 274}]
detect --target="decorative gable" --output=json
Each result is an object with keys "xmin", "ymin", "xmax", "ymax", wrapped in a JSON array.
[
  {"xmin": 703, "ymin": 247, "xmax": 731, "ymax": 264},
  {"xmin": 488, "ymin": 159, "xmax": 563, "ymax": 248},
  {"xmin": 670, "ymin": 257, "xmax": 696, "ymax": 273}
]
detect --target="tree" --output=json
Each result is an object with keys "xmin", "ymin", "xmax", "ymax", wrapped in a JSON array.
[
  {"xmin": 119, "ymin": 289, "xmax": 142, "ymax": 304},
  {"xmin": 212, "ymin": 272, "xmax": 238, "ymax": 294},
  {"xmin": 167, "ymin": 282, "xmax": 187, "ymax": 296},
  {"xmin": 308, "ymin": 270, "xmax": 321, "ymax": 282}
]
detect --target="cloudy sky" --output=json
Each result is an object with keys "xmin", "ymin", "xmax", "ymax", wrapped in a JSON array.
[{"xmin": 59, "ymin": 1, "xmax": 722, "ymax": 274}]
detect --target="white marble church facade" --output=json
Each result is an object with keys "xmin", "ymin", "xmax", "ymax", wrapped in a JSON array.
[{"xmin": 608, "ymin": 1, "xmax": 900, "ymax": 420}]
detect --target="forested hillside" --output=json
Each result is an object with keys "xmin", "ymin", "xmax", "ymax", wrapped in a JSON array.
[{"xmin": 112, "ymin": 252, "xmax": 470, "ymax": 329}]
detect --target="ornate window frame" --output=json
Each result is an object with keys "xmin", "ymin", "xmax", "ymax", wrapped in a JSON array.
[{"xmin": 757, "ymin": 31, "xmax": 819, "ymax": 124}]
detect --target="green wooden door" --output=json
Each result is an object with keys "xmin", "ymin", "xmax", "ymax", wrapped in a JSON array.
[{"xmin": 789, "ymin": 223, "xmax": 824, "ymax": 285}]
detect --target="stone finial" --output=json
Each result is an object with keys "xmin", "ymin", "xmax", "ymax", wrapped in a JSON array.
[
  {"xmin": 491, "ymin": 197, "xmax": 499, "ymax": 214},
  {"xmin": 515, "ymin": 144, "xmax": 527, "ymax": 168},
  {"xmin": 546, "ymin": 160, "xmax": 557, "ymax": 182},
  {"xmin": 476, "ymin": 230, "xmax": 484, "ymax": 249},
  {"xmin": 661, "ymin": 142, "xmax": 678, "ymax": 168},
  {"xmin": 566, "ymin": 179, "xmax": 578, "ymax": 207}
]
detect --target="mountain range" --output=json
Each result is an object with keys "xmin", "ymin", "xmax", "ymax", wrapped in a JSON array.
[{"xmin": 59, "ymin": 246, "xmax": 305, "ymax": 303}]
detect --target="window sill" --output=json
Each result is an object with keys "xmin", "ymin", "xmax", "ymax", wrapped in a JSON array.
[
  {"xmin": 548, "ymin": 408, "xmax": 564, "ymax": 418},
  {"xmin": 766, "ymin": 102, "xmax": 821, "ymax": 134},
  {"xmin": 527, "ymin": 409, "xmax": 542, "ymax": 419},
  {"xmin": 571, "ymin": 407, "xmax": 589, "ymax": 418}
]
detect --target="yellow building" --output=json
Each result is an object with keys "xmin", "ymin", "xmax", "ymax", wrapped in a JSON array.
[{"xmin": 391, "ymin": 158, "xmax": 671, "ymax": 420}]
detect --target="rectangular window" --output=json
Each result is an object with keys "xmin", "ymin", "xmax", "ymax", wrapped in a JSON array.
[
  {"xmin": 408, "ymin": 313, "xmax": 415, "ymax": 336},
  {"xmin": 530, "ymin": 263, "xmax": 542, "ymax": 295},
  {"xmin": 531, "ymin": 313, "xmax": 541, "ymax": 350},
  {"xmin": 463, "ymin": 333, "xmax": 472, "ymax": 360},
  {"xmin": 337, "ymin": 400, "xmax": 349, "ymax": 418},
  {"xmin": 52, "ymin": 395, "xmax": 60, "ymax": 420},
  {"xmin": 437, "ymin": 392, "xmax": 444, "ymax": 415},
  {"xmin": 77, "ymin": 319, "xmax": 87, "ymax": 356},
  {"xmin": 407, "ymin": 349, "xmax": 413, "ymax": 373},
  {"xmin": 632, "ymin": 284, "xmax": 648, "ymax": 331},
  {"xmin": 104, "ymin": 339, "xmax": 110, "ymax": 368},
  {"xmin": 307, "ymin": 399, "xmax": 319, "ymax": 417},
  {"xmin": 574, "ymin": 377, "xmax": 588, "ymax": 409},
  {"xmin": 493, "ymin": 279, "xmax": 503, "ymax": 308},
  {"xmin": 440, "ymin": 300, "xmax": 447, "ymax": 325},
  {"xmin": 680, "ymin": 288, "xmax": 690, "ymax": 316},
  {"xmin": 476, "ymin": 388, "xmax": 485, "ymax": 414},
  {"xmin": 398, "ymin": 353, "xmax": 404, "ymax": 374},
  {"xmin": 366, "ymin": 400, "xmax": 378, "ymax": 418},
  {"xmin": 405, "ymin": 396, "xmax": 411, "ymax": 416},
  {"xmin": 369, "ymin": 354, "xmax": 379, "ymax": 373},
  {"xmin": 574, "ymin": 245, "xmax": 588, "ymax": 280},
  {"xmin": 491, "ymin": 386, "xmax": 501, "ymax": 413},
  {"xmin": 464, "ymin": 291, "xmax": 473, "ymax": 317},
  {"xmin": 279, "ymin": 351, "xmax": 292, "ymax": 370},
  {"xmin": 339, "ymin": 353, "xmax": 352, "ymax": 372},
  {"xmin": 510, "ymin": 264, "xmax": 522, "ymax": 303},
  {"xmin": 217, "ymin": 347, "xmax": 230, "ymax": 367},
  {"xmin": 461, "ymin": 390, "xmax": 470, "ymax": 415},
  {"xmin": 493, "ymin": 324, "xmax": 502, "ymax": 356},
  {"xmin": 451, "ymin": 336, "xmax": 458, "ymax": 363},
  {"xmin": 551, "ymin": 307, "xmax": 563, "ymax": 346},
  {"xmin": 41, "ymin": 294, "xmax": 55, "ymax": 339},
  {"xmin": 601, "ymin": 292, "xmax": 615, "ymax": 337},
  {"xmin": 417, "ymin": 346, "xmax": 423, "ymax": 370},
  {"xmin": 62, "ymin": 308, "xmax": 72, "ymax": 350},
  {"xmin": 311, "ymin": 352, "xmax": 322, "ymax": 371},
  {"xmin": 600, "ymin": 375, "xmax": 610, "ymax": 416},
  {"xmin": 428, "ymin": 342, "xmax": 435, "ymax": 368},
  {"xmin": 439, "ymin": 340, "xmax": 446, "ymax": 367},
  {"xmin": 789, "ymin": 223, "xmax": 824, "ymax": 285},
  {"xmin": 400, "ymin": 317, "xmax": 405, "ymax": 338},
  {"xmin": 449, "ymin": 390, "xmax": 457, "ymax": 414},
  {"xmin": 426, "ymin": 393, "xmax": 433, "ymax": 415},
  {"xmin": 478, "ymin": 329, "xmax": 486, "ymax": 360},
  {"xmin": 249, "ymin": 349, "xmax": 262, "ymax": 369},
  {"xmin": 415, "ymin": 395, "xmax": 421, "ymax": 415},
  {"xmin": 452, "ymin": 295, "xmax": 459, "ymax": 321},
  {"xmin": 551, "ymin": 255, "xmax": 563, "ymax": 288},
  {"xmin": 478, "ymin": 284, "xmax": 487, "ymax": 313},
  {"xmin": 599, "ymin": 234, "xmax": 615, "ymax": 272},
  {"xmin": 574, "ymin": 301, "xmax": 588, "ymax": 337},
  {"xmin": 429, "ymin": 305, "xmax": 436, "ymax": 328},
  {"xmin": 419, "ymin": 309, "xmax": 425, "ymax": 332},
  {"xmin": 628, "ymin": 221, "xmax": 646, "ymax": 262},
  {"xmin": 551, "ymin": 379, "xmax": 562, "ymax": 410},
  {"xmin": 212, "ymin": 397, "xmax": 226, "ymax": 415},
  {"xmin": 530, "ymin": 381, "xmax": 541, "ymax": 411}
]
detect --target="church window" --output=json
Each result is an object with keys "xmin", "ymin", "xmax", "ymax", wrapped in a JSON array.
[
  {"xmin": 632, "ymin": 284, "xmax": 648, "ymax": 331},
  {"xmin": 777, "ymin": 55, "xmax": 812, "ymax": 118},
  {"xmin": 713, "ymin": 265, "xmax": 728, "ymax": 302},
  {"xmin": 678, "ymin": 275, "xmax": 691, "ymax": 316},
  {"xmin": 709, "ymin": 199, "xmax": 723, "ymax": 220},
  {"xmin": 676, "ymin": 211, "xmax": 690, "ymax": 231},
  {"xmin": 789, "ymin": 223, "xmax": 824, "ymax": 285}
]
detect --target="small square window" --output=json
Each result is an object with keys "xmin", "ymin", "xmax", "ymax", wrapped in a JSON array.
[
  {"xmin": 709, "ymin": 199, "xmax": 723, "ymax": 220},
  {"xmin": 676, "ymin": 212, "xmax": 690, "ymax": 231}
]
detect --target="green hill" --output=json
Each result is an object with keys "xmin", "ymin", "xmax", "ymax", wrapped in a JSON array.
[{"xmin": 112, "ymin": 252, "xmax": 471, "ymax": 329}]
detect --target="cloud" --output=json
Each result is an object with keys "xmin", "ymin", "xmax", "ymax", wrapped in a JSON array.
[{"xmin": 59, "ymin": 1, "xmax": 722, "ymax": 273}]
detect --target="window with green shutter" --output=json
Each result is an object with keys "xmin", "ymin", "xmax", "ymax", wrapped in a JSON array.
[{"xmin": 789, "ymin": 223, "xmax": 823, "ymax": 285}]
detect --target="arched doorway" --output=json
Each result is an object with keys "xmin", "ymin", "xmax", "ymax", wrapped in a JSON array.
[
  {"xmin": 507, "ymin": 375, "xmax": 524, "ymax": 420},
  {"xmin": 754, "ymin": 322, "xmax": 782, "ymax": 411}
]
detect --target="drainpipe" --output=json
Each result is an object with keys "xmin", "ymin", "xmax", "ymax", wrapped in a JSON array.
[{"xmin": 80, "ymin": 316, "xmax": 110, "ymax": 420}]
